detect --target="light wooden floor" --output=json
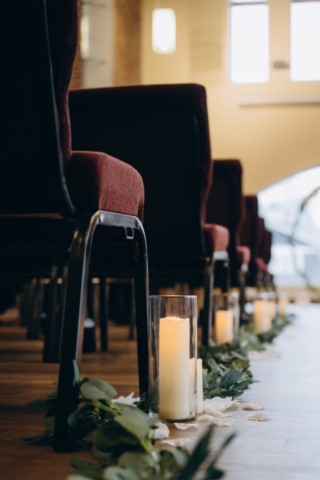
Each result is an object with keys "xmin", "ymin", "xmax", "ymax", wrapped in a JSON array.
[{"xmin": 0, "ymin": 305, "xmax": 319, "ymax": 480}]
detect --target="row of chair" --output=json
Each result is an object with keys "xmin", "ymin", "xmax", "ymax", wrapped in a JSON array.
[{"xmin": 1, "ymin": 0, "xmax": 272, "ymax": 452}]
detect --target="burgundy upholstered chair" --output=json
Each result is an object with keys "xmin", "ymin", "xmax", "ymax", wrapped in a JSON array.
[
  {"xmin": 261, "ymin": 228, "xmax": 273, "ymax": 285},
  {"xmin": 69, "ymin": 84, "xmax": 230, "ymax": 345},
  {"xmin": 239, "ymin": 196, "xmax": 266, "ymax": 287},
  {"xmin": 206, "ymin": 160, "xmax": 251, "ymax": 321},
  {"xmin": 1, "ymin": 0, "xmax": 148, "ymax": 452}
]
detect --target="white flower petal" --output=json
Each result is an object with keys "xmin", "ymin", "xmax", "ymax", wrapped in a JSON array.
[
  {"xmin": 241, "ymin": 403, "xmax": 265, "ymax": 411},
  {"xmin": 153, "ymin": 422, "xmax": 170, "ymax": 440},
  {"xmin": 203, "ymin": 396, "xmax": 239, "ymax": 414},
  {"xmin": 248, "ymin": 348, "xmax": 281, "ymax": 361},
  {"xmin": 174, "ymin": 423, "xmax": 199, "ymax": 430},
  {"xmin": 248, "ymin": 413, "xmax": 271, "ymax": 422},
  {"xmin": 161, "ymin": 438, "xmax": 191, "ymax": 447},
  {"xmin": 198, "ymin": 414, "xmax": 233, "ymax": 427},
  {"xmin": 113, "ymin": 392, "xmax": 140, "ymax": 405}
]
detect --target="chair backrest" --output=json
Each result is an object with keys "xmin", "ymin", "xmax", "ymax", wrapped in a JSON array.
[
  {"xmin": 239, "ymin": 195, "xmax": 259, "ymax": 266},
  {"xmin": 206, "ymin": 159, "xmax": 243, "ymax": 267},
  {"xmin": 69, "ymin": 84, "xmax": 213, "ymax": 256},
  {"xmin": 261, "ymin": 228, "xmax": 272, "ymax": 265},
  {"xmin": 0, "ymin": 0, "xmax": 77, "ymax": 218}
]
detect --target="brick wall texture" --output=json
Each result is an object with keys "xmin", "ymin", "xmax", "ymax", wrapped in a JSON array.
[{"xmin": 113, "ymin": 0, "xmax": 140, "ymax": 86}]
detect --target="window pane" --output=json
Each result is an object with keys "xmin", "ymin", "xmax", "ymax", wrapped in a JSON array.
[
  {"xmin": 290, "ymin": 2, "xmax": 320, "ymax": 81},
  {"xmin": 230, "ymin": 5, "xmax": 269, "ymax": 83}
]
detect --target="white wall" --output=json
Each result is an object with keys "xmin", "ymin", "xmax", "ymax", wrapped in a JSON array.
[{"xmin": 141, "ymin": 0, "xmax": 320, "ymax": 193}]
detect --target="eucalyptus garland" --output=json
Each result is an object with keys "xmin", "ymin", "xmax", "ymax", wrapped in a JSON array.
[{"xmin": 22, "ymin": 361, "xmax": 233, "ymax": 480}]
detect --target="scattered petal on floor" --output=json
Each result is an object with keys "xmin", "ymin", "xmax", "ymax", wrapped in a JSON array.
[
  {"xmin": 248, "ymin": 413, "xmax": 271, "ymax": 422},
  {"xmin": 203, "ymin": 396, "xmax": 240, "ymax": 414},
  {"xmin": 153, "ymin": 422, "xmax": 170, "ymax": 439},
  {"xmin": 113, "ymin": 392, "xmax": 140, "ymax": 405},
  {"xmin": 241, "ymin": 403, "xmax": 265, "ymax": 411},
  {"xmin": 248, "ymin": 348, "xmax": 281, "ymax": 361},
  {"xmin": 198, "ymin": 414, "xmax": 234, "ymax": 427},
  {"xmin": 161, "ymin": 438, "xmax": 191, "ymax": 447},
  {"xmin": 174, "ymin": 423, "xmax": 199, "ymax": 430}
]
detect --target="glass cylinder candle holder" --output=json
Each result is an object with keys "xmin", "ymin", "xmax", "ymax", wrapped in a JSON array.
[
  {"xmin": 213, "ymin": 293, "xmax": 234, "ymax": 345},
  {"xmin": 148, "ymin": 295, "xmax": 197, "ymax": 422},
  {"xmin": 253, "ymin": 292, "xmax": 270, "ymax": 333},
  {"xmin": 230, "ymin": 292, "xmax": 240, "ymax": 341},
  {"xmin": 278, "ymin": 292, "xmax": 289, "ymax": 315},
  {"xmin": 268, "ymin": 291, "xmax": 276, "ymax": 321}
]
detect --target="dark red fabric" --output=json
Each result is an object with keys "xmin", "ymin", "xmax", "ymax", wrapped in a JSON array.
[
  {"xmin": 262, "ymin": 229, "xmax": 272, "ymax": 264},
  {"xmin": 256, "ymin": 257, "xmax": 266, "ymax": 274},
  {"xmin": 203, "ymin": 224, "xmax": 230, "ymax": 253},
  {"xmin": 236, "ymin": 245, "xmax": 251, "ymax": 266},
  {"xmin": 65, "ymin": 152, "xmax": 144, "ymax": 221}
]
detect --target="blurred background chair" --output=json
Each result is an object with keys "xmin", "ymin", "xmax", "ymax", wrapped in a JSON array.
[
  {"xmin": 239, "ymin": 195, "xmax": 266, "ymax": 289},
  {"xmin": 205, "ymin": 159, "xmax": 251, "ymax": 323}
]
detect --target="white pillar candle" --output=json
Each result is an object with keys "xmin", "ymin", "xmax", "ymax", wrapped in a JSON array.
[
  {"xmin": 215, "ymin": 310, "xmax": 233, "ymax": 344},
  {"xmin": 253, "ymin": 300, "xmax": 269, "ymax": 333},
  {"xmin": 159, "ymin": 316, "xmax": 190, "ymax": 420},
  {"xmin": 189, "ymin": 358, "xmax": 203, "ymax": 415}
]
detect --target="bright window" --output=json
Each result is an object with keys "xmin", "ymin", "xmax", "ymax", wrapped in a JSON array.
[
  {"xmin": 230, "ymin": 1, "xmax": 269, "ymax": 84},
  {"xmin": 258, "ymin": 167, "xmax": 320, "ymax": 287},
  {"xmin": 290, "ymin": 1, "xmax": 320, "ymax": 82}
]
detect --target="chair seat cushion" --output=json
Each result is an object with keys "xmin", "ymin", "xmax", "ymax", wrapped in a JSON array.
[
  {"xmin": 204, "ymin": 224, "xmax": 230, "ymax": 253},
  {"xmin": 65, "ymin": 151, "xmax": 145, "ymax": 221},
  {"xmin": 236, "ymin": 245, "xmax": 251, "ymax": 266}
]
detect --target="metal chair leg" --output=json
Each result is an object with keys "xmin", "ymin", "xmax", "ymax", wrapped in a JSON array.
[
  {"xmin": 202, "ymin": 255, "xmax": 214, "ymax": 346},
  {"xmin": 51, "ymin": 265, "xmax": 68, "ymax": 362},
  {"xmin": 54, "ymin": 211, "xmax": 149, "ymax": 452},
  {"xmin": 239, "ymin": 265, "xmax": 247, "ymax": 325},
  {"xmin": 26, "ymin": 278, "xmax": 42, "ymax": 340},
  {"xmin": 43, "ymin": 265, "xmax": 59, "ymax": 363},
  {"xmin": 129, "ymin": 279, "xmax": 136, "ymax": 340},
  {"xmin": 99, "ymin": 277, "xmax": 108, "ymax": 352},
  {"xmin": 133, "ymin": 228, "xmax": 149, "ymax": 396}
]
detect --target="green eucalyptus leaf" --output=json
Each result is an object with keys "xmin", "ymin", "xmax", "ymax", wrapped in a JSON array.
[
  {"xmin": 118, "ymin": 451, "xmax": 156, "ymax": 471},
  {"xmin": 21, "ymin": 431, "xmax": 53, "ymax": 445},
  {"xmin": 207, "ymin": 372, "xmax": 219, "ymax": 390},
  {"xmin": 71, "ymin": 457, "xmax": 103, "ymax": 479},
  {"xmin": 176, "ymin": 427, "xmax": 213, "ymax": 480},
  {"xmin": 232, "ymin": 379, "xmax": 251, "ymax": 392},
  {"xmin": 92, "ymin": 447, "xmax": 117, "ymax": 467},
  {"xmin": 207, "ymin": 358, "xmax": 220, "ymax": 373},
  {"xmin": 103, "ymin": 466, "xmax": 139, "ymax": 480},
  {"xmin": 93, "ymin": 424, "xmax": 124, "ymax": 452},
  {"xmin": 114, "ymin": 415, "xmax": 150, "ymax": 441},
  {"xmin": 80, "ymin": 380, "xmax": 117, "ymax": 401},
  {"xmin": 68, "ymin": 404, "xmax": 96, "ymax": 428},
  {"xmin": 117, "ymin": 404, "xmax": 158, "ymax": 427},
  {"xmin": 24, "ymin": 398, "xmax": 56, "ymax": 409}
]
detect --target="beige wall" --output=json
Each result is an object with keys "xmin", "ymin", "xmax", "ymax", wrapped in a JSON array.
[{"xmin": 141, "ymin": 0, "xmax": 320, "ymax": 193}]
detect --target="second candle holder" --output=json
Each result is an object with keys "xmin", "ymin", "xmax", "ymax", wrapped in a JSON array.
[{"xmin": 148, "ymin": 295, "xmax": 197, "ymax": 422}]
